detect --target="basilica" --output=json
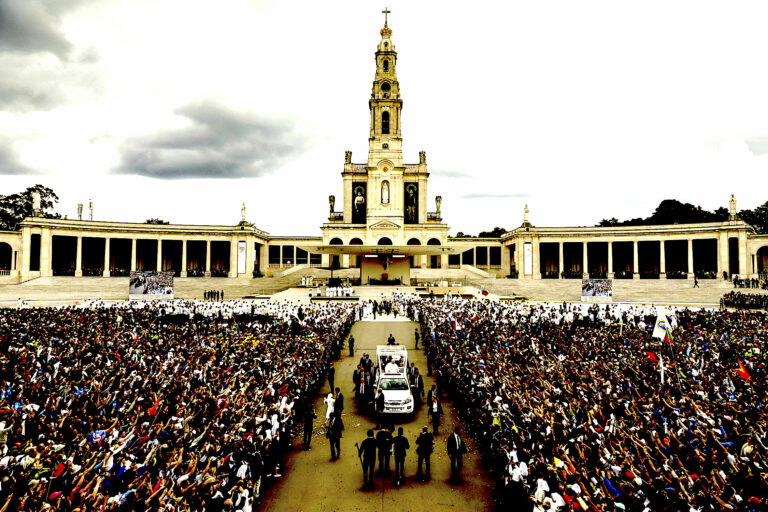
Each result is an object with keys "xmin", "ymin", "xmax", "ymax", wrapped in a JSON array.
[{"xmin": 1, "ymin": 19, "xmax": 766, "ymax": 286}]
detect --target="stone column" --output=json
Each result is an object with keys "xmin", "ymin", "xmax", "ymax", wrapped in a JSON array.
[
  {"xmin": 259, "ymin": 244, "xmax": 268, "ymax": 274},
  {"xmin": 607, "ymin": 241, "xmax": 614, "ymax": 278},
  {"xmin": 582, "ymin": 242, "xmax": 588, "ymax": 277},
  {"xmin": 659, "ymin": 240, "xmax": 666, "ymax": 278},
  {"xmin": 75, "ymin": 236, "xmax": 83, "ymax": 277},
  {"xmin": 20, "ymin": 228, "xmax": 31, "ymax": 279},
  {"xmin": 607, "ymin": 240, "xmax": 614, "ymax": 279},
  {"xmin": 738, "ymin": 231, "xmax": 748, "ymax": 277},
  {"xmin": 501, "ymin": 244, "xmax": 511, "ymax": 275},
  {"xmin": 632, "ymin": 241, "xmax": 639, "ymax": 279},
  {"xmin": 156, "ymin": 239, "xmax": 163, "ymax": 273},
  {"xmin": 717, "ymin": 232, "xmax": 728, "ymax": 278},
  {"xmin": 515, "ymin": 243, "xmax": 522, "ymax": 279},
  {"xmin": 687, "ymin": 239, "xmax": 694, "ymax": 279},
  {"xmin": 40, "ymin": 228, "xmax": 52, "ymax": 277},
  {"xmin": 558, "ymin": 242, "xmax": 564, "ymax": 278},
  {"xmin": 229, "ymin": 238, "xmax": 237, "ymax": 277},
  {"xmin": 181, "ymin": 240, "xmax": 188, "ymax": 277},
  {"xmin": 130, "ymin": 239, "xmax": 137, "ymax": 271},
  {"xmin": 245, "ymin": 238, "xmax": 254, "ymax": 277},
  {"xmin": 103, "ymin": 238, "xmax": 110, "ymax": 277},
  {"xmin": 205, "ymin": 240, "xmax": 211, "ymax": 276},
  {"xmin": 532, "ymin": 238, "xmax": 541, "ymax": 279},
  {"xmin": 418, "ymin": 177, "xmax": 427, "ymax": 224}
]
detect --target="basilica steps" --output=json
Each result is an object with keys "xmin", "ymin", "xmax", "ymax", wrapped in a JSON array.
[
  {"xmin": 475, "ymin": 278, "xmax": 736, "ymax": 306},
  {"xmin": 0, "ymin": 272, "xmax": 746, "ymax": 307}
]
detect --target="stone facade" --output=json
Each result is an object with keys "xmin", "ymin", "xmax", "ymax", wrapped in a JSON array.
[{"xmin": 1, "ymin": 20, "xmax": 767, "ymax": 284}]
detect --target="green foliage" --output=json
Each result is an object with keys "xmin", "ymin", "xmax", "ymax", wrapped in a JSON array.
[
  {"xmin": 0, "ymin": 184, "xmax": 60, "ymax": 231},
  {"xmin": 145, "ymin": 218, "xmax": 170, "ymax": 225},
  {"xmin": 478, "ymin": 227, "xmax": 507, "ymax": 238},
  {"xmin": 597, "ymin": 199, "xmax": 768, "ymax": 233}
]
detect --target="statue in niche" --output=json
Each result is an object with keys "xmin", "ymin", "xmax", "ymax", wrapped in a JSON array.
[
  {"xmin": 381, "ymin": 181, "xmax": 390, "ymax": 204},
  {"xmin": 405, "ymin": 184, "xmax": 418, "ymax": 224},
  {"xmin": 354, "ymin": 187, "xmax": 366, "ymax": 215},
  {"xmin": 329, "ymin": 195, "xmax": 335, "ymax": 213},
  {"xmin": 344, "ymin": 151, "xmax": 352, "ymax": 164},
  {"xmin": 419, "ymin": 151, "xmax": 426, "ymax": 164}
]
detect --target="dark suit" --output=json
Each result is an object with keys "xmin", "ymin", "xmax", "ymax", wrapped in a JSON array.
[
  {"xmin": 393, "ymin": 434, "xmax": 410, "ymax": 480},
  {"xmin": 411, "ymin": 374, "xmax": 424, "ymax": 404},
  {"xmin": 374, "ymin": 392, "xmax": 385, "ymax": 428},
  {"xmin": 327, "ymin": 415, "xmax": 344, "ymax": 460},
  {"xmin": 446, "ymin": 432, "xmax": 467, "ymax": 481},
  {"xmin": 334, "ymin": 392, "xmax": 344, "ymax": 415},
  {"xmin": 358, "ymin": 436, "xmax": 377, "ymax": 485},
  {"xmin": 428, "ymin": 399, "xmax": 443, "ymax": 434},
  {"xmin": 327, "ymin": 366, "xmax": 335, "ymax": 391},
  {"xmin": 415, "ymin": 431, "xmax": 434, "ymax": 478},
  {"xmin": 303, "ymin": 410, "xmax": 317, "ymax": 447},
  {"xmin": 375, "ymin": 429, "xmax": 393, "ymax": 474}
]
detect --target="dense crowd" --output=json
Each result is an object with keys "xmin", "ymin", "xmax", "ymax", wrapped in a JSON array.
[
  {"xmin": 722, "ymin": 292, "xmax": 768, "ymax": 311},
  {"xmin": 0, "ymin": 300, "xmax": 353, "ymax": 512},
  {"xmin": 732, "ymin": 277, "xmax": 767, "ymax": 290},
  {"xmin": 415, "ymin": 299, "xmax": 767, "ymax": 511}
]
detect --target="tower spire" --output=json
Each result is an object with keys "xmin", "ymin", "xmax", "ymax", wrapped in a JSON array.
[
  {"xmin": 369, "ymin": 14, "xmax": 402, "ymax": 164},
  {"xmin": 382, "ymin": 7, "xmax": 390, "ymax": 27}
]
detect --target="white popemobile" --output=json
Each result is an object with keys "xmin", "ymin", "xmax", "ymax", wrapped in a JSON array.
[{"xmin": 375, "ymin": 345, "xmax": 415, "ymax": 416}]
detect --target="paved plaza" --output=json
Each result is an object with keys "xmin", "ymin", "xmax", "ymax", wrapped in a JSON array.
[{"xmin": 259, "ymin": 317, "xmax": 494, "ymax": 512}]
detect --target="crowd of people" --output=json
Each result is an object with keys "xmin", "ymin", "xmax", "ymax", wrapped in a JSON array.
[
  {"xmin": 414, "ymin": 299, "xmax": 767, "ymax": 511},
  {"xmin": 203, "ymin": 290, "xmax": 225, "ymax": 301},
  {"xmin": 0, "ymin": 299, "xmax": 353, "ymax": 511},
  {"xmin": 731, "ymin": 276, "xmax": 767, "ymax": 290},
  {"xmin": 721, "ymin": 292, "xmax": 768, "ymax": 311}
]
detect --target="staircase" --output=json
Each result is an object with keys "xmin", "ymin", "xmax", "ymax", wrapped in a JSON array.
[{"xmin": 476, "ymin": 278, "xmax": 733, "ymax": 305}]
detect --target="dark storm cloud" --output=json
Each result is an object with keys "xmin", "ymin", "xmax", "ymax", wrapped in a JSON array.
[
  {"xmin": 0, "ymin": 143, "xmax": 36, "ymax": 175},
  {"xmin": 0, "ymin": 0, "xmax": 74, "ymax": 58},
  {"xmin": 745, "ymin": 136, "xmax": 768, "ymax": 156},
  {"xmin": 114, "ymin": 100, "xmax": 308, "ymax": 179},
  {"xmin": 461, "ymin": 192, "xmax": 530, "ymax": 199}
]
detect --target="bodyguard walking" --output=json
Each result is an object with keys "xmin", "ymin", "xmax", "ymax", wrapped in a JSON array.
[
  {"xmin": 393, "ymin": 427, "xmax": 410, "ymax": 485},
  {"xmin": 428, "ymin": 396, "xmax": 443, "ymax": 435},
  {"xmin": 358, "ymin": 429, "xmax": 377, "ymax": 489},
  {"xmin": 415, "ymin": 426, "xmax": 434, "ymax": 481},
  {"xmin": 327, "ymin": 412, "xmax": 344, "ymax": 461},
  {"xmin": 446, "ymin": 426, "xmax": 467, "ymax": 483},
  {"xmin": 348, "ymin": 335, "xmax": 355, "ymax": 356},
  {"xmin": 303, "ymin": 406, "xmax": 317, "ymax": 450}
]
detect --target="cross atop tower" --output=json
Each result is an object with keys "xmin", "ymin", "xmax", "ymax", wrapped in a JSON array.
[{"xmin": 382, "ymin": 7, "xmax": 390, "ymax": 27}]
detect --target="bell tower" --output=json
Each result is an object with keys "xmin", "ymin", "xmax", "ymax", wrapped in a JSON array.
[{"xmin": 368, "ymin": 8, "xmax": 403, "ymax": 167}]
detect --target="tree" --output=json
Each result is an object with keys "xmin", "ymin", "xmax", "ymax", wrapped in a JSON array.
[
  {"xmin": 145, "ymin": 218, "xmax": 170, "ymax": 225},
  {"xmin": 478, "ymin": 227, "xmax": 507, "ymax": 238},
  {"xmin": 452, "ymin": 231, "xmax": 474, "ymax": 238},
  {"xmin": 739, "ymin": 201, "xmax": 768, "ymax": 234},
  {"xmin": 0, "ymin": 184, "xmax": 60, "ymax": 231}
]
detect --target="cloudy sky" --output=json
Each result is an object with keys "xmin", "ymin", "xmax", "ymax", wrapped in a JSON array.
[{"xmin": 1, "ymin": 0, "xmax": 767, "ymax": 235}]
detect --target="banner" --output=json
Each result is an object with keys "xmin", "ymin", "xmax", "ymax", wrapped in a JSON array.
[
  {"xmin": 581, "ymin": 279, "xmax": 612, "ymax": 302},
  {"xmin": 237, "ymin": 241, "xmax": 246, "ymax": 274},
  {"xmin": 129, "ymin": 271, "xmax": 174, "ymax": 299},
  {"xmin": 523, "ymin": 242, "xmax": 532, "ymax": 275}
]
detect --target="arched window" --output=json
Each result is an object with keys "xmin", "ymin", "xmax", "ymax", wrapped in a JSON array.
[
  {"xmin": 382, "ymin": 111, "xmax": 390, "ymax": 134},
  {"xmin": 407, "ymin": 238, "xmax": 421, "ymax": 246},
  {"xmin": 349, "ymin": 238, "xmax": 364, "ymax": 245},
  {"xmin": 378, "ymin": 237, "xmax": 393, "ymax": 246},
  {"xmin": 427, "ymin": 238, "xmax": 441, "ymax": 246},
  {"xmin": 383, "ymin": 59, "xmax": 389, "ymax": 72},
  {"xmin": 329, "ymin": 238, "xmax": 343, "ymax": 245}
]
